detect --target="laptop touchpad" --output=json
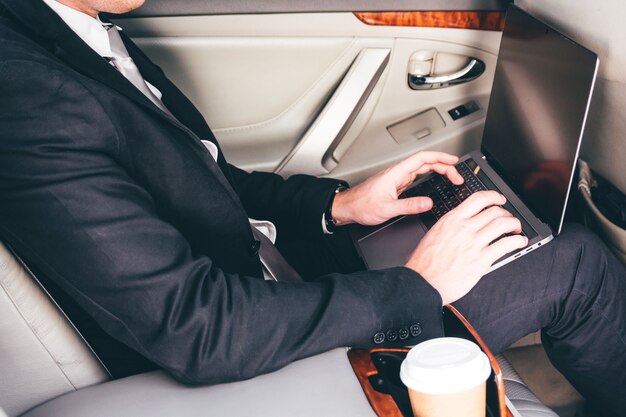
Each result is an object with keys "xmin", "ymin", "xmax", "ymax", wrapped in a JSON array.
[{"xmin": 358, "ymin": 216, "xmax": 428, "ymax": 271}]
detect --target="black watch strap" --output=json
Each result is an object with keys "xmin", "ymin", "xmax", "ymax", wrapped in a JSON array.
[{"xmin": 323, "ymin": 185, "xmax": 349, "ymax": 234}]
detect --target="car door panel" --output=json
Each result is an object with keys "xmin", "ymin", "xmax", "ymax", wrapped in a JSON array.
[
  {"xmin": 134, "ymin": 35, "xmax": 370, "ymax": 171},
  {"xmin": 120, "ymin": 12, "xmax": 502, "ymax": 181},
  {"xmin": 275, "ymin": 47, "xmax": 392, "ymax": 177},
  {"xmin": 328, "ymin": 37, "xmax": 497, "ymax": 184}
]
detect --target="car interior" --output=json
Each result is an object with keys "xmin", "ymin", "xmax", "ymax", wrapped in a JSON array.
[{"xmin": 1, "ymin": 0, "xmax": 624, "ymax": 416}]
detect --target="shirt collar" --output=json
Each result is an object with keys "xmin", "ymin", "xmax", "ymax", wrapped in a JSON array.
[{"xmin": 41, "ymin": 0, "xmax": 113, "ymax": 58}]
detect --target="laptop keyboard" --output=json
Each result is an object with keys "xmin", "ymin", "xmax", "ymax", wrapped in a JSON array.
[
  {"xmin": 401, "ymin": 161, "xmax": 487, "ymax": 220},
  {"xmin": 400, "ymin": 159, "xmax": 531, "ymax": 245}
]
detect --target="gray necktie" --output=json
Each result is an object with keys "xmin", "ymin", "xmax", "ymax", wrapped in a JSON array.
[{"xmin": 106, "ymin": 26, "xmax": 173, "ymax": 117}]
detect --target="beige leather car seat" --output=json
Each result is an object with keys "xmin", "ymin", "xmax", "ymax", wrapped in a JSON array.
[{"xmin": 0, "ymin": 241, "xmax": 109, "ymax": 416}]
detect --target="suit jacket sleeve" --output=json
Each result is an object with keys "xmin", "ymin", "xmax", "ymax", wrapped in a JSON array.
[
  {"xmin": 0, "ymin": 60, "xmax": 444, "ymax": 385},
  {"xmin": 227, "ymin": 164, "xmax": 347, "ymax": 237}
]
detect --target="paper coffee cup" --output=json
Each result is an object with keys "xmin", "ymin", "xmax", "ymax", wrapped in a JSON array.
[{"xmin": 400, "ymin": 337, "xmax": 491, "ymax": 417}]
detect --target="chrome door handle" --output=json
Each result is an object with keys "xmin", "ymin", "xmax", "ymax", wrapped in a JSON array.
[{"xmin": 409, "ymin": 58, "xmax": 485, "ymax": 90}]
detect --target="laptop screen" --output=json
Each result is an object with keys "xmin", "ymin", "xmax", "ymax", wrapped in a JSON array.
[{"xmin": 481, "ymin": 5, "xmax": 598, "ymax": 234}]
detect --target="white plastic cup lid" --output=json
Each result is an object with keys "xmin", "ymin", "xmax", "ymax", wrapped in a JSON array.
[{"xmin": 400, "ymin": 337, "xmax": 491, "ymax": 395}]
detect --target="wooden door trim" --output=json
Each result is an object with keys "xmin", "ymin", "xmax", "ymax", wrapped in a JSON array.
[{"xmin": 354, "ymin": 11, "xmax": 505, "ymax": 31}]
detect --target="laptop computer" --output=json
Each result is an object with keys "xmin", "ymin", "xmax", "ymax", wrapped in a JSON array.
[{"xmin": 351, "ymin": 5, "xmax": 599, "ymax": 273}]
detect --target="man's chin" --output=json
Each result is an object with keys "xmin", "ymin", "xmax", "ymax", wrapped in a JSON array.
[{"xmin": 100, "ymin": 0, "xmax": 146, "ymax": 15}]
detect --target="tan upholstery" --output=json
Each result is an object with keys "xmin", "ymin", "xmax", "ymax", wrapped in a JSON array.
[{"xmin": 0, "ymin": 242, "xmax": 109, "ymax": 416}]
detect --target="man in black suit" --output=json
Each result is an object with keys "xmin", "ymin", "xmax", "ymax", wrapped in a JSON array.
[{"xmin": 0, "ymin": 0, "xmax": 624, "ymax": 414}]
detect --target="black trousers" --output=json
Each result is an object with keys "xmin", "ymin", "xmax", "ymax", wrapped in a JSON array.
[{"xmin": 278, "ymin": 224, "xmax": 626, "ymax": 416}]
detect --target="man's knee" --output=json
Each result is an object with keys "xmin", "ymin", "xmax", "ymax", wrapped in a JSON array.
[
  {"xmin": 555, "ymin": 224, "xmax": 611, "ymax": 272},
  {"xmin": 556, "ymin": 223, "xmax": 603, "ymax": 249},
  {"xmin": 553, "ymin": 223, "xmax": 621, "ymax": 307}
]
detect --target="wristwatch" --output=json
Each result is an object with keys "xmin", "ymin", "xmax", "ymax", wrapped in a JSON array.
[{"xmin": 323, "ymin": 184, "xmax": 349, "ymax": 234}]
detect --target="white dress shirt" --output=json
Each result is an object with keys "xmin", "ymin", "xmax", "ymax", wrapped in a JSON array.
[
  {"xmin": 41, "ymin": 0, "xmax": 279, "ymax": 272},
  {"xmin": 42, "ymin": 0, "xmax": 165, "ymax": 101}
]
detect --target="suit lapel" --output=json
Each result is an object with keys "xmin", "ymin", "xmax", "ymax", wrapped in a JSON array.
[
  {"xmin": 123, "ymin": 37, "xmax": 211, "ymax": 140},
  {"xmin": 122, "ymin": 34, "xmax": 232, "ymax": 174},
  {"xmin": 127, "ymin": 49, "xmax": 241, "ymax": 201},
  {"xmin": 0, "ymin": 0, "xmax": 241, "ymax": 203},
  {"xmin": 54, "ymin": 30, "xmax": 242, "ymax": 203},
  {"xmin": 54, "ymin": 34, "xmax": 172, "ymax": 118},
  {"xmin": 1, "ymin": 0, "xmax": 174, "ymax": 125},
  {"xmin": 121, "ymin": 32, "xmax": 240, "ymax": 195}
]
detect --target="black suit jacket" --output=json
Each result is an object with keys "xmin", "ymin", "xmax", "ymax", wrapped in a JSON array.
[{"xmin": 0, "ymin": 0, "xmax": 444, "ymax": 384}]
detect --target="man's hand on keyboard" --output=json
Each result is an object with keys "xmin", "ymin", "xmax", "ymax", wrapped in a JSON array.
[
  {"xmin": 404, "ymin": 191, "xmax": 528, "ymax": 305},
  {"xmin": 331, "ymin": 151, "xmax": 464, "ymax": 226}
]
